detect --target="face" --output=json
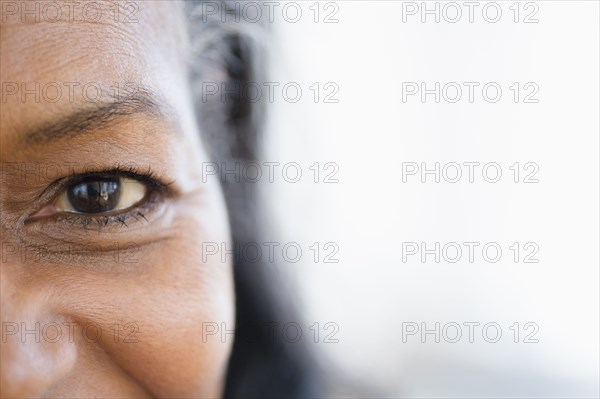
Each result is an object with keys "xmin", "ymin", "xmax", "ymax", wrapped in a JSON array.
[{"xmin": 0, "ymin": 1, "xmax": 235, "ymax": 397}]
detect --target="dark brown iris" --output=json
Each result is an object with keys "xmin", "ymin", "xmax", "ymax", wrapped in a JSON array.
[{"xmin": 67, "ymin": 176, "xmax": 121, "ymax": 213}]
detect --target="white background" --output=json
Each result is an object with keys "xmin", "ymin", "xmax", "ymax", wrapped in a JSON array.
[{"xmin": 262, "ymin": 1, "xmax": 599, "ymax": 397}]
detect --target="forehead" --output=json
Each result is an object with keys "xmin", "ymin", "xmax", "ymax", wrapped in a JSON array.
[
  {"xmin": 0, "ymin": 1, "xmax": 189, "ymax": 145},
  {"xmin": 1, "ymin": 1, "xmax": 187, "ymax": 78}
]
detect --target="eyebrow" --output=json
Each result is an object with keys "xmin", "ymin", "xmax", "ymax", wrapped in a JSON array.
[{"xmin": 23, "ymin": 86, "xmax": 176, "ymax": 145}]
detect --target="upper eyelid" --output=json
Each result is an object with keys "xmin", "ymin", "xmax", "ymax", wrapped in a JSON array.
[
  {"xmin": 64, "ymin": 171, "xmax": 165, "ymax": 192},
  {"xmin": 43, "ymin": 167, "xmax": 172, "ymax": 200}
]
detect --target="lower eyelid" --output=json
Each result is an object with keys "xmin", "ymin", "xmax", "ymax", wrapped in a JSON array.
[{"xmin": 33, "ymin": 193, "xmax": 163, "ymax": 230}]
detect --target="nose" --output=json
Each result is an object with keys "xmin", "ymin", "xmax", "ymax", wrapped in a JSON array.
[{"xmin": 1, "ymin": 257, "xmax": 77, "ymax": 398}]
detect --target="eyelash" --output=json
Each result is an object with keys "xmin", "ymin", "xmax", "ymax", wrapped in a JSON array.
[
  {"xmin": 58, "ymin": 198, "xmax": 156, "ymax": 229},
  {"xmin": 38, "ymin": 165, "xmax": 173, "ymax": 229}
]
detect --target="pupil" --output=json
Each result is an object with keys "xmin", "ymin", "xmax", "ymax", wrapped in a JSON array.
[{"xmin": 67, "ymin": 177, "xmax": 121, "ymax": 213}]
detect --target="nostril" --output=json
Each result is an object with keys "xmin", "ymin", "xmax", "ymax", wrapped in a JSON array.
[{"xmin": 1, "ymin": 321, "xmax": 77, "ymax": 398}]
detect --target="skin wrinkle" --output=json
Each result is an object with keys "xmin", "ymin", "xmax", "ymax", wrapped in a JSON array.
[
  {"xmin": 17, "ymin": 202, "xmax": 184, "ymax": 272},
  {"xmin": 1, "ymin": 1, "xmax": 234, "ymax": 398},
  {"xmin": 1, "ymin": 23, "xmax": 147, "ymax": 81}
]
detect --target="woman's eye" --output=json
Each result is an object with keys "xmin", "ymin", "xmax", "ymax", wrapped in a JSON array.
[{"xmin": 55, "ymin": 176, "xmax": 147, "ymax": 214}]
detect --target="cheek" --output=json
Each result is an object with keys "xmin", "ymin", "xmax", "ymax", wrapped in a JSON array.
[
  {"xmin": 133, "ymin": 247, "xmax": 235, "ymax": 397},
  {"xmin": 128, "ymin": 251, "xmax": 235, "ymax": 397},
  {"xmin": 53, "ymin": 191, "xmax": 235, "ymax": 397},
  {"xmin": 110, "ymin": 200, "xmax": 235, "ymax": 397}
]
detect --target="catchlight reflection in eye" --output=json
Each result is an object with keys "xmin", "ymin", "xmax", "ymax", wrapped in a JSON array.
[{"xmin": 55, "ymin": 176, "xmax": 147, "ymax": 214}]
